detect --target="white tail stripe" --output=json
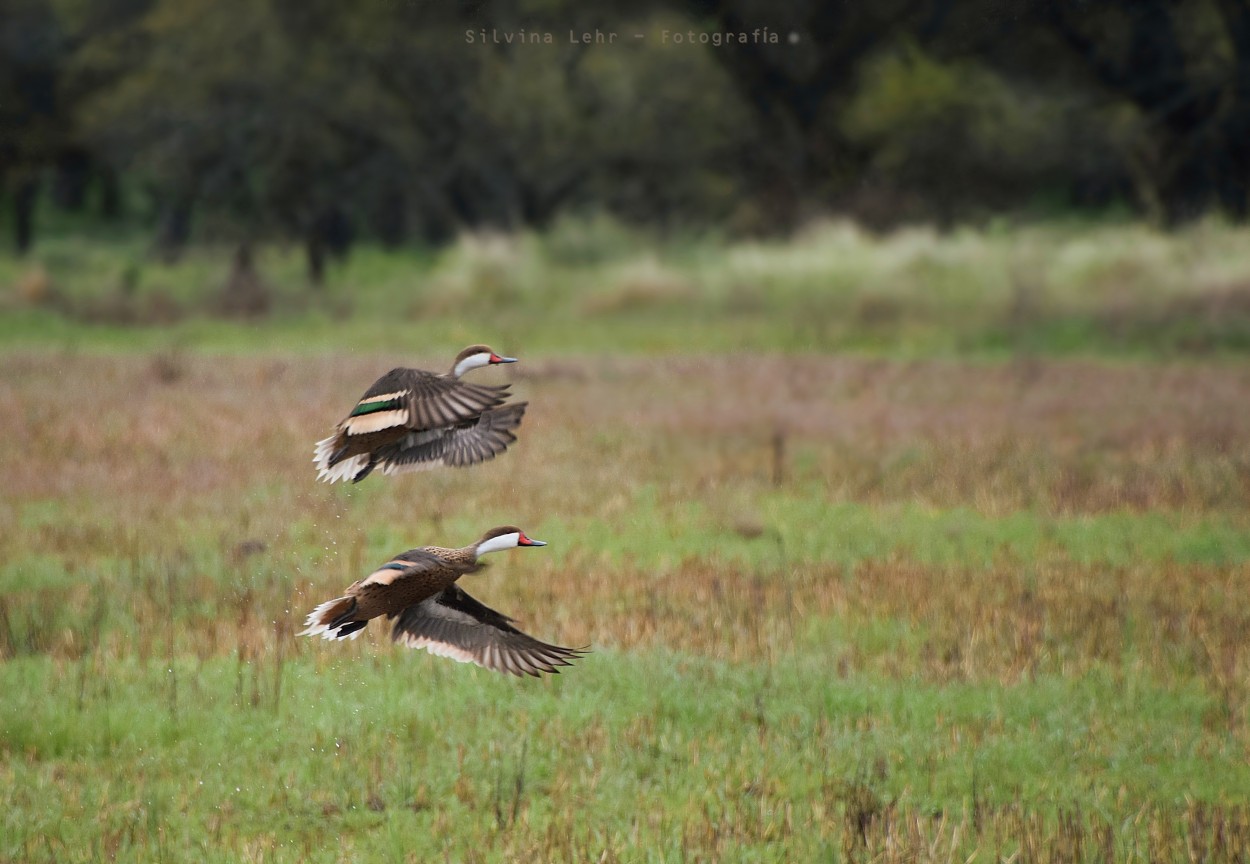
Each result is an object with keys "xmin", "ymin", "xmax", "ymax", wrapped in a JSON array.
[
  {"xmin": 299, "ymin": 597, "xmax": 349, "ymax": 637},
  {"xmin": 312, "ymin": 434, "xmax": 338, "ymax": 466},
  {"xmin": 313, "ymin": 435, "xmax": 369, "ymax": 483},
  {"xmin": 315, "ymin": 453, "xmax": 369, "ymax": 484},
  {"xmin": 318, "ymin": 626, "xmax": 364, "ymax": 641}
]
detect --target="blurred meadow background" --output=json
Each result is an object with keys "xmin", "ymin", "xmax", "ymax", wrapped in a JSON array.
[{"xmin": 4, "ymin": 1, "xmax": 1250, "ymax": 862}]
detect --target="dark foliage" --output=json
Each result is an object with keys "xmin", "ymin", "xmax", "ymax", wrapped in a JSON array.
[{"xmin": 3, "ymin": 0, "xmax": 1249, "ymax": 270}]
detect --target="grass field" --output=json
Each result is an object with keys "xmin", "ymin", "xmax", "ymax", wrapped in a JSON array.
[
  {"xmin": 3, "ymin": 221, "xmax": 1250, "ymax": 861},
  {"xmin": 5, "ymin": 216, "xmax": 1250, "ymax": 357}
]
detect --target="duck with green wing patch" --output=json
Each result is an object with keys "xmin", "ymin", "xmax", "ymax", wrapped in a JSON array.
[{"xmin": 313, "ymin": 344, "xmax": 527, "ymax": 483}]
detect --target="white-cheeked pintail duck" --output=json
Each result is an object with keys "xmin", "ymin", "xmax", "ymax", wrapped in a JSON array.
[
  {"xmin": 313, "ymin": 344, "xmax": 526, "ymax": 484},
  {"xmin": 299, "ymin": 526, "xmax": 586, "ymax": 677}
]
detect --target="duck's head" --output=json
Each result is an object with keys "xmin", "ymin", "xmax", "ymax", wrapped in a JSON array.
[
  {"xmin": 474, "ymin": 525, "xmax": 547, "ymax": 557},
  {"xmin": 452, "ymin": 344, "xmax": 517, "ymax": 378}
]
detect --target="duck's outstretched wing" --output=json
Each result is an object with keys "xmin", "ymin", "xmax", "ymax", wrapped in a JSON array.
[
  {"xmin": 390, "ymin": 584, "xmax": 586, "ymax": 677},
  {"xmin": 378, "ymin": 402, "xmax": 527, "ymax": 475},
  {"xmin": 313, "ymin": 368, "xmax": 510, "ymax": 482},
  {"xmin": 393, "ymin": 369, "xmax": 511, "ymax": 432}
]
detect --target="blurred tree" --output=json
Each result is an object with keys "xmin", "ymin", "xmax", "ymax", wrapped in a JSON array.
[
  {"xmin": 74, "ymin": 0, "xmax": 410, "ymax": 282},
  {"xmin": 0, "ymin": 0, "xmax": 150, "ymax": 252},
  {"xmin": 311, "ymin": 0, "xmax": 749, "ymax": 238},
  {"xmin": 841, "ymin": 43, "xmax": 1131, "ymax": 226},
  {"xmin": 1042, "ymin": 0, "xmax": 1250, "ymax": 223},
  {"xmin": 0, "ymin": 0, "xmax": 68, "ymax": 254},
  {"xmin": 674, "ymin": 0, "xmax": 935, "ymax": 225},
  {"xmin": 10, "ymin": 0, "xmax": 1250, "ymax": 267},
  {"xmin": 465, "ymin": 9, "xmax": 753, "ymax": 231},
  {"xmin": 54, "ymin": 0, "xmax": 156, "ymax": 222}
]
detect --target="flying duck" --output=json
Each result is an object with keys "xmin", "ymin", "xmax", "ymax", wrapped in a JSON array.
[
  {"xmin": 313, "ymin": 344, "xmax": 527, "ymax": 483},
  {"xmin": 299, "ymin": 526, "xmax": 586, "ymax": 677}
]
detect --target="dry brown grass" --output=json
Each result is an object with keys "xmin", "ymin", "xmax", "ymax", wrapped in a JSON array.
[
  {"xmin": 3, "ymin": 351, "xmax": 1248, "ymax": 712},
  {"xmin": 5, "ymin": 351, "xmax": 1249, "ymax": 510}
]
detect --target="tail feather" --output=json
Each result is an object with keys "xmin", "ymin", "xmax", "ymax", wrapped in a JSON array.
[
  {"xmin": 313, "ymin": 434, "xmax": 371, "ymax": 484},
  {"xmin": 349, "ymin": 459, "xmax": 376, "ymax": 484},
  {"xmin": 299, "ymin": 596, "xmax": 365, "ymax": 640}
]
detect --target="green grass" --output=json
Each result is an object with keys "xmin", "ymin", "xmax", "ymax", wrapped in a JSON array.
[
  {"xmin": 2, "ymin": 652, "xmax": 1243, "ymax": 862},
  {"xmin": 531, "ymin": 493, "xmax": 1250, "ymax": 571},
  {"xmin": 4, "ymin": 223, "xmax": 1250, "ymax": 860},
  {"xmin": 6, "ymin": 217, "xmax": 1250, "ymax": 357}
]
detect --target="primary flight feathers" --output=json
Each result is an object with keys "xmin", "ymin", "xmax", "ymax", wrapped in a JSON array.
[{"xmin": 313, "ymin": 344, "xmax": 527, "ymax": 484}]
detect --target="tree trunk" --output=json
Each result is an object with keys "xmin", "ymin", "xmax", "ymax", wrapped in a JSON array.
[
  {"xmin": 1159, "ymin": 144, "xmax": 1219, "ymax": 226},
  {"xmin": 14, "ymin": 176, "xmax": 38, "ymax": 256},
  {"xmin": 304, "ymin": 206, "xmax": 354, "ymax": 286},
  {"xmin": 155, "ymin": 196, "xmax": 193, "ymax": 262},
  {"xmin": 52, "ymin": 149, "xmax": 91, "ymax": 212},
  {"xmin": 99, "ymin": 167, "xmax": 123, "ymax": 220},
  {"xmin": 370, "ymin": 191, "xmax": 407, "ymax": 248},
  {"xmin": 306, "ymin": 233, "xmax": 325, "ymax": 287},
  {"xmin": 220, "ymin": 242, "xmax": 270, "ymax": 317}
]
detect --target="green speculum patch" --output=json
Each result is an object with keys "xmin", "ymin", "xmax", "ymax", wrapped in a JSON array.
[{"xmin": 350, "ymin": 398, "xmax": 402, "ymax": 417}]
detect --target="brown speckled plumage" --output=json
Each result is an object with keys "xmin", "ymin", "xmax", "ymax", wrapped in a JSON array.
[{"xmin": 299, "ymin": 527, "xmax": 586, "ymax": 677}]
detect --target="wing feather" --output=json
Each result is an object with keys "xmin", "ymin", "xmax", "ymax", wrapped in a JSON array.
[
  {"xmin": 390, "ymin": 585, "xmax": 586, "ymax": 677},
  {"xmin": 314, "ymin": 367, "xmax": 516, "ymax": 483},
  {"xmin": 398, "ymin": 371, "xmax": 509, "ymax": 429},
  {"xmin": 378, "ymin": 402, "xmax": 527, "ymax": 476}
]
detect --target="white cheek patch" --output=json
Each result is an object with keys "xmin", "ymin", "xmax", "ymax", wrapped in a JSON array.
[
  {"xmin": 475, "ymin": 532, "xmax": 520, "ymax": 556},
  {"xmin": 452, "ymin": 353, "xmax": 492, "ymax": 378},
  {"xmin": 345, "ymin": 409, "xmax": 408, "ymax": 435}
]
